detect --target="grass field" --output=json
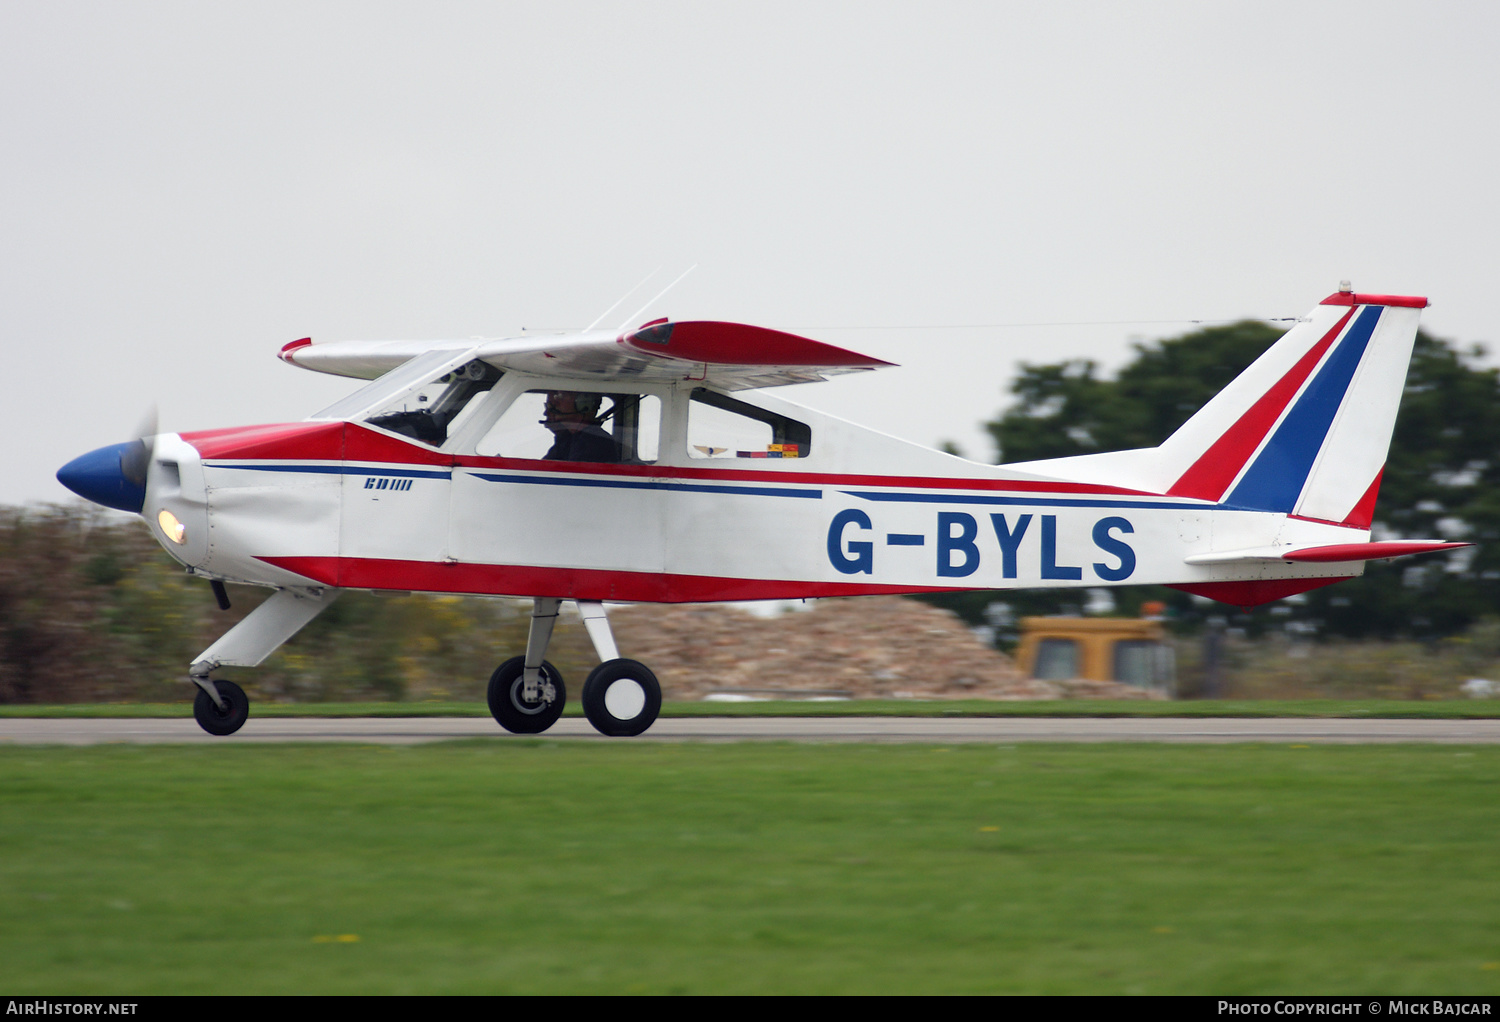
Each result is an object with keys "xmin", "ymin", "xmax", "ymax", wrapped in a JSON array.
[{"xmin": 3, "ymin": 740, "xmax": 1498, "ymax": 994}]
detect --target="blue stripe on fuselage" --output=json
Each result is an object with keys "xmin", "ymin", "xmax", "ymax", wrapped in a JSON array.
[
  {"xmin": 210, "ymin": 462, "xmax": 452, "ymax": 480},
  {"xmin": 843, "ymin": 491, "xmax": 1210, "ymax": 511},
  {"xmin": 470, "ymin": 472, "xmax": 822, "ymax": 499}
]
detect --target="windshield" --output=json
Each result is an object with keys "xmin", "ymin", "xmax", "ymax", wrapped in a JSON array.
[{"xmin": 309, "ymin": 348, "xmax": 479, "ymax": 422}]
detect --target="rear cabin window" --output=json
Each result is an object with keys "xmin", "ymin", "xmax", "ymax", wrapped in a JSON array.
[
  {"xmin": 475, "ymin": 390, "xmax": 660, "ymax": 464},
  {"xmin": 687, "ymin": 389, "xmax": 811, "ymax": 461}
]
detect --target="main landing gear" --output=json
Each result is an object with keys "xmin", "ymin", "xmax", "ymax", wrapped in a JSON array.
[
  {"xmin": 486, "ymin": 598, "xmax": 662, "ymax": 738},
  {"xmin": 182, "ymin": 587, "xmax": 659, "ymax": 738}
]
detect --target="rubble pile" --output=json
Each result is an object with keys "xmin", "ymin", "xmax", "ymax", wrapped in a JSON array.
[{"xmin": 604, "ymin": 596, "xmax": 1063, "ymax": 701}]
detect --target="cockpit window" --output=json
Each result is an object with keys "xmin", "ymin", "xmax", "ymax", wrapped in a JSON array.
[
  {"xmin": 310, "ymin": 349, "xmax": 474, "ymax": 422},
  {"xmin": 361, "ymin": 360, "xmax": 502, "ymax": 447}
]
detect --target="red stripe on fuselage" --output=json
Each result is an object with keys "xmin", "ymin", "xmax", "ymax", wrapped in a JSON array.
[
  {"xmin": 258, "ymin": 555, "xmax": 978, "ymax": 602},
  {"xmin": 1167, "ymin": 310, "xmax": 1354, "ymax": 502},
  {"xmin": 181, "ymin": 421, "xmax": 346, "ymax": 461},
  {"xmin": 182, "ymin": 421, "xmax": 449, "ymax": 465}
]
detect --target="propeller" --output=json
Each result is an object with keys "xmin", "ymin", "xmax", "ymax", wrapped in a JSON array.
[
  {"xmin": 119, "ymin": 405, "xmax": 158, "ymax": 490},
  {"xmin": 56, "ymin": 405, "xmax": 159, "ymax": 514}
]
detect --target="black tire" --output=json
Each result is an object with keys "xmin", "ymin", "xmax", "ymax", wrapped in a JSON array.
[
  {"xmin": 193, "ymin": 679, "xmax": 249, "ymax": 736},
  {"xmin": 582, "ymin": 659, "xmax": 661, "ymax": 737},
  {"xmin": 487, "ymin": 656, "xmax": 566, "ymax": 734}
]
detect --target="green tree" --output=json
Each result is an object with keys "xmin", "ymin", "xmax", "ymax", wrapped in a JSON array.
[{"xmin": 920, "ymin": 323, "xmax": 1500, "ymax": 641}]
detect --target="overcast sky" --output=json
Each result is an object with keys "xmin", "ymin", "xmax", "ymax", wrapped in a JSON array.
[{"xmin": 6, "ymin": 1, "xmax": 1498, "ymax": 506}]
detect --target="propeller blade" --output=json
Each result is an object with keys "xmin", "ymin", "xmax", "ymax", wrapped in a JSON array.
[{"xmin": 119, "ymin": 405, "xmax": 157, "ymax": 489}]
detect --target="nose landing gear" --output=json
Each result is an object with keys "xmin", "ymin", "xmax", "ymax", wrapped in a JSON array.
[
  {"xmin": 192, "ymin": 678, "xmax": 249, "ymax": 736},
  {"xmin": 187, "ymin": 586, "xmax": 339, "ymax": 737}
]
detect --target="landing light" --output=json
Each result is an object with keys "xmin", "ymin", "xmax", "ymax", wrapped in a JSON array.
[{"xmin": 157, "ymin": 509, "xmax": 186, "ymax": 545}]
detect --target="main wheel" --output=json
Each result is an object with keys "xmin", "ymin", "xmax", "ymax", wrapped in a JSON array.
[
  {"xmin": 487, "ymin": 656, "xmax": 566, "ymax": 734},
  {"xmin": 582, "ymin": 659, "xmax": 661, "ymax": 737},
  {"xmin": 193, "ymin": 679, "xmax": 249, "ymax": 736}
]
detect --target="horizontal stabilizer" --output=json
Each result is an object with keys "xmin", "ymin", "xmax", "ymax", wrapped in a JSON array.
[{"xmin": 1185, "ymin": 540, "xmax": 1468, "ymax": 566}]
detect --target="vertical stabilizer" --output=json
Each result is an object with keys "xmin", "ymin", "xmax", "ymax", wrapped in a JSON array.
[
  {"xmin": 1034, "ymin": 289, "xmax": 1426, "ymax": 523},
  {"xmin": 1172, "ymin": 291, "xmax": 1425, "ymax": 522}
]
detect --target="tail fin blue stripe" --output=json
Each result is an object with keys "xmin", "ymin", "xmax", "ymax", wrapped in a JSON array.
[{"xmin": 1224, "ymin": 305, "xmax": 1384, "ymax": 513}]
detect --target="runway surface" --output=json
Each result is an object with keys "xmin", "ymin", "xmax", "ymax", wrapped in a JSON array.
[{"xmin": 2, "ymin": 716, "xmax": 1499, "ymax": 745}]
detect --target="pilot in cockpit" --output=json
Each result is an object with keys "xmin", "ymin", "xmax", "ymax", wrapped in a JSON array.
[{"xmin": 541, "ymin": 392, "xmax": 622, "ymax": 463}]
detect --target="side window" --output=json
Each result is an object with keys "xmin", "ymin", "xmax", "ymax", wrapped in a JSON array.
[
  {"xmin": 362, "ymin": 360, "xmax": 501, "ymax": 447},
  {"xmin": 687, "ymin": 389, "xmax": 812, "ymax": 460},
  {"xmin": 475, "ymin": 390, "xmax": 660, "ymax": 464}
]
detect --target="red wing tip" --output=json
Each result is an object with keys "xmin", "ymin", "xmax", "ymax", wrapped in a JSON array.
[
  {"xmin": 278, "ymin": 337, "xmax": 313, "ymax": 363},
  {"xmin": 622, "ymin": 320, "xmax": 892, "ymax": 367},
  {"xmin": 1320, "ymin": 292, "xmax": 1429, "ymax": 309}
]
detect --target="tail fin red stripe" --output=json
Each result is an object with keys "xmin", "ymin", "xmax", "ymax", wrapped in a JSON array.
[
  {"xmin": 1340, "ymin": 469, "xmax": 1384, "ymax": 530},
  {"xmin": 1167, "ymin": 310, "xmax": 1354, "ymax": 501}
]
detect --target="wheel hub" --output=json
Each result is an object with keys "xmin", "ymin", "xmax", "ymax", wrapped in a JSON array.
[{"xmin": 603, "ymin": 679, "xmax": 646, "ymax": 719}]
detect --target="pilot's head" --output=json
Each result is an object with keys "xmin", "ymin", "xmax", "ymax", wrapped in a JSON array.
[{"xmin": 543, "ymin": 392, "xmax": 602, "ymax": 431}]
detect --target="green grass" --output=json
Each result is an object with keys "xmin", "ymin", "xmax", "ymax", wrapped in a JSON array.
[
  {"xmin": 2, "ymin": 741, "xmax": 1498, "ymax": 994},
  {"xmin": 5, "ymin": 698, "xmax": 1500, "ymax": 718}
]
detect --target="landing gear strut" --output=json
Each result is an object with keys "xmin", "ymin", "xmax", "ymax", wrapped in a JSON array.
[{"xmin": 487, "ymin": 598, "xmax": 662, "ymax": 737}]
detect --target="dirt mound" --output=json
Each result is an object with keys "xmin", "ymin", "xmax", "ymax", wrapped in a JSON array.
[{"xmin": 605, "ymin": 596, "xmax": 1061, "ymax": 701}]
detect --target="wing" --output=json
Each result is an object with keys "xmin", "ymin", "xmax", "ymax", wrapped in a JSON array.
[{"xmin": 278, "ymin": 321, "xmax": 894, "ymax": 390}]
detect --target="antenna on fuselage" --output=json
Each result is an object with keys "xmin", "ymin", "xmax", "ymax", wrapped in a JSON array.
[
  {"xmin": 617, "ymin": 263, "xmax": 697, "ymax": 331},
  {"xmin": 584, "ymin": 268, "xmax": 662, "ymax": 332}
]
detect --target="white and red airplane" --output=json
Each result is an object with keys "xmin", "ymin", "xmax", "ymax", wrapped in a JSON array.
[{"xmin": 58, "ymin": 284, "xmax": 1463, "ymax": 737}]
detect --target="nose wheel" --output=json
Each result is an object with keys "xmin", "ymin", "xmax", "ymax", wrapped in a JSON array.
[{"xmin": 192, "ymin": 679, "xmax": 249, "ymax": 736}]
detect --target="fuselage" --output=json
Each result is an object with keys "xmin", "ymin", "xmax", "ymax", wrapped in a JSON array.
[{"xmin": 110, "ymin": 377, "xmax": 1364, "ymax": 603}]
